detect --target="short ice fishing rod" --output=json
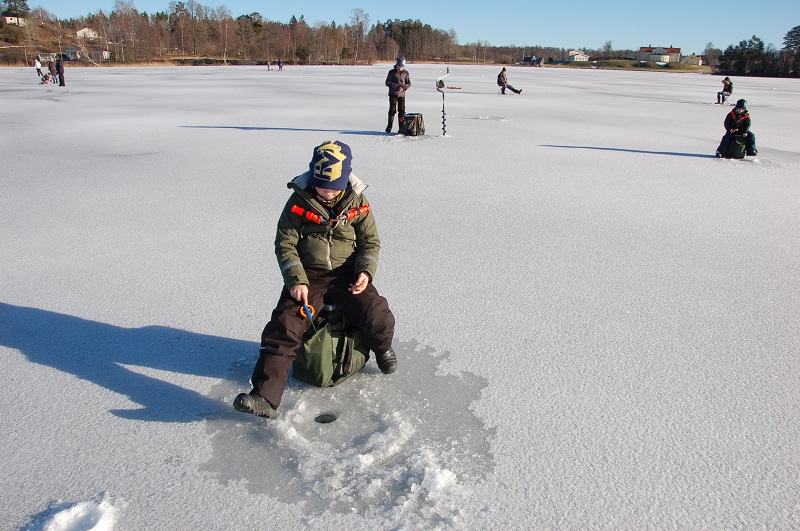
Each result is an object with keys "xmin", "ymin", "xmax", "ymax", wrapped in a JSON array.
[{"xmin": 300, "ymin": 304, "xmax": 321, "ymax": 341}]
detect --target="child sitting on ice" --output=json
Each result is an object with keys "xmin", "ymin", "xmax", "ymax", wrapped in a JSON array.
[{"xmin": 233, "ymin": 140, "xmax": 397, "ymax": 419}]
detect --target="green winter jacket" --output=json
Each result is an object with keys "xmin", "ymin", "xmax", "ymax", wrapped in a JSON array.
[{"xmin": 275, "ymin": 171, "xmax": 380, "ymax": 289}]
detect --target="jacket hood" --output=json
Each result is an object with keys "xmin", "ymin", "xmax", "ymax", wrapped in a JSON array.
[{"xmin": 289, "ymin": 170, "xmax": 368, "ymax": 196}]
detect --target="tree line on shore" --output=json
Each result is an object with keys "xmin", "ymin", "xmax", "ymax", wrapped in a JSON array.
[
  {"xmin": 716, "ymin": 31, "xmax": 799, "ymax": 78},
  {"xmin": 0, "ymin": 0, "xmax": 578, "ymax": 65},
  {"xmin": 1, "ymin": 0, "xmax": 798, "ymax": 77}
]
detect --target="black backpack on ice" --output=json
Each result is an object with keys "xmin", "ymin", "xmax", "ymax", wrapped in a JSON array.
[
  {"xmin": 292, "ymin": 304, "xmax": 370, "ymax": 387},
  {"xmin": 728, "ymin": 134, "xmax": 747, "ymax": 160},
  {"xmin": 400, "ymin": 113, "xmax": 425, "ymax": 136}
]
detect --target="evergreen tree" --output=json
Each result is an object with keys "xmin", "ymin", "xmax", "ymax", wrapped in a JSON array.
[
  {"xmin": 2, "ymin": 0, "xmax": 31, "ymax": 17},
  {"xmin": 784, "ymin": 25, "xmax": 800, "ymax": 77},
  {"xmin": 719, "ymin": 36, "xmax": 767, "ymax": 75},
  {"xmin": 783, "ymin": 25, "xmax": 800, "ymax": 51}
]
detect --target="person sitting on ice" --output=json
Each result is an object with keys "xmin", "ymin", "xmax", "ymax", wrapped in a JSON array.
[
  {"xmin": 716, "ymin": 76, "xmax": 733, "ymax": 104},
  {"xmin": 716, "ymin": 99, "xmax": 758, "ymax": 158},
  {"xmin": 40, "ymin": 73, "xmax": 51, "ymax": 84},
  {"xmin": 497, "ymin": 67, "xmax": 522, "ymax": 95},
  {"xmin": 233, "ymin": 140, "xmax": 397, "ymax": 419}
]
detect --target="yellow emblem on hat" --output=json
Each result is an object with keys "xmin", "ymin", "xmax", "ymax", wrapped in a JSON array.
[{"xmin": 313, "ymin": 141, "xmax": 346, "ymax": 181}]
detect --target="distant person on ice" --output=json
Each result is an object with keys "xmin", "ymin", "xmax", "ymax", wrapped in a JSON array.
[
  {"xmin": 234, "ymin": 140, "xmax": 397, "ymax": 419},
  {"xmin": 48, "ymin": 60, "xmax": 57, "ymax": 84},
  {"xmin": 497, "ymin": 67, "xmax": 521, "ymax": 95},
  {"xmin": 716, "ymin": 76, "xmax": 733, "ymax": 104},
  {"xmin": 34, "ymin": 58, "xmax": 43, "ymax": 78},
  {"xmin": 716, "ymin": 99, "xmax": 757, "ymax": 158},
  {"xmin": 56, "ymin": 57, "xmax": 65, "ymax": 87},
  {"xmin": 385, "ymin": 56, "xmax": 411, "ymax": 133}
]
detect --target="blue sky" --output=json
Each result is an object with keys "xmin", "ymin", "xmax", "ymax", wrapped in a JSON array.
[{"xmin": 34, "ymin": 0, "xmax": 797, "ymax": 55}]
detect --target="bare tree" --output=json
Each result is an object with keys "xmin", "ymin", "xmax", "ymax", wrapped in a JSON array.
[
  {"xmin": 168, "ymin": 1, "xmax": 187, "ymax": 59},
  {"xmin": 185, "ymin": 0, "xmax": 206, "ymax": 55},
  {"xmin": 211, "ymin": 5, "xmax": 232, "ymax": 62},
  {"xmin": 603, "ymin": 40, "xmax": 613, "ymax": 59},
  {"xmin": 349, "ymin": 8, "xmax": 369, "ymax": 64},
  {"xmin": 703, "ymin": 41, "xmax": 722, "ymax": 66}
]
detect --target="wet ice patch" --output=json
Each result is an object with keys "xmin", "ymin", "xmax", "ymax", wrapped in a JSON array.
[{"xmin": 204, "ymin": 340, "xmax": 493, "ymax": 527}]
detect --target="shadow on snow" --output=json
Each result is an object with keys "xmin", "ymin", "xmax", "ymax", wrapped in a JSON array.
[
  {"xmin": 182, "ymin": 125, "xmax": 383, "ymax": 136},
  {"xmin": 0, "ymin": 302, "xmax": 255, "ymax": 423},
  {"xmin": 540, "ymin": 144, "xmax": 715, "ymax": 159}
]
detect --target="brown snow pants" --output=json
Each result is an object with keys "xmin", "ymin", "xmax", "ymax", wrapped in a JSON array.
[{"xmin": 251, "ymin": 266, "xmax": 395, "ymax": 409}]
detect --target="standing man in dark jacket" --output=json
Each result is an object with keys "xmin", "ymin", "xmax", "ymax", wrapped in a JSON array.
[
  {"xmin": 234, "ymin": 140, "xmax": 397, "ymax": 419},
  {"xmin": 56, "ymin": 58, "xmax": 65, "ymax": 87},
  {"xmin": 385, "ymin": 57, "xmax": 411, "ymax": 133},
  {"xmin": 716, "ymin": 99, "xmax": 757, "ymax": 158}
]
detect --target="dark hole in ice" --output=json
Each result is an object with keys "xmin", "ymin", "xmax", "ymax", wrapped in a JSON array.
[{"xmin": 315, "ymin": 413, "xmax": 337, "ymax": 423}]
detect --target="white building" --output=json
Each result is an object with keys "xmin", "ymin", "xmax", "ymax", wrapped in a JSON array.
[
  {"xmin": 638, "ymin": 46, "xmax": 682, "ymax": 63},
  {"xmin": 4, "ymin": 16, "xmax": 27, "ymax": 26},
  {"xmin": 76, "ymin": 27, "xmax": 100, "ymax": 41},
  {"xmin": 567, "ymin": 50, "xmax": 590, "ymax": 62},
  {"xmin": 681, "ymin": 53, "xmax": 703, "ymax": 66}
]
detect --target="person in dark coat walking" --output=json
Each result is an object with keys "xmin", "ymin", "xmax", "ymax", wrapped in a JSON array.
[
  {"xmin": 384, "ymin": 57, "xmax": 411, "ymax": 133},
  {"xmin": 56, "ymin": 58, "xmax": 65, "ymax": 87},
  {"xmin": 716, "ymin": 99, "xmax": 757, "ymax": 157}
]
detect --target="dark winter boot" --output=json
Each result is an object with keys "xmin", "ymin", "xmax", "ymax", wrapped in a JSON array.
[
  {"xmin": 233, "ymin": 392, "xmax": 277, "ymax": 419},
  {"xmin": 386, "ymin": 114, "xmax": 394, "ymax": 133},
  {"xmin": 375, "ymin": 348, "xmax": 397, "ymax": 374}
]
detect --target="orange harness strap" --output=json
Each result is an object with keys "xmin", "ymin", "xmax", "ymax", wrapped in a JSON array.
[
  {"xmin": 338, "ymin": 205, "xmax": 370, "ymax": 222},
  {"xmin": 291, "ymin": 204, "xmax": 324, "ymax": 224},
  {"xmin": 291, "ymin": 204, "xmax": 371, "ymax": 225}
]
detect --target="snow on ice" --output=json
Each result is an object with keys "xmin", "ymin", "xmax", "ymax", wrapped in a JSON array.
[{"xmin": 1, "ymin": 64, "xmax": 799, "ymax": 529}]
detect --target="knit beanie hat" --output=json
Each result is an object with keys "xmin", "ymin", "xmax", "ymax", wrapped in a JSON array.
[
  {"xmin": 395, "ymin": 56, "xmax": 406, "ymax": 68},
  {"xmin": 308, "ymin": 140, "xmax": 352, "ymax": 190}
]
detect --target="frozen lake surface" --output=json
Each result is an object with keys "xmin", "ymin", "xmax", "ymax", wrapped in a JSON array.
[{"xmin": 1, "ymin": 64, "xmax": 799, "ymax": 529}]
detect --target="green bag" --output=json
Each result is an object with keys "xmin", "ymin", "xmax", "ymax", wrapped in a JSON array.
[
  {"xmin": 400, "ymin": 113, "xmax": 425, "ymax": 136},
  {"xmin": 292, "ymin": 304, "xmax": 370, "ymax": 387},
  {"xmin": 729, "ymin": 135, "xmax": 746, "ymax": 159}
]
